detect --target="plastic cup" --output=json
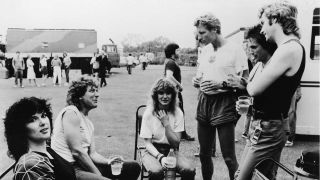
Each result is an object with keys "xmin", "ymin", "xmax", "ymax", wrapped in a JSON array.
[
  {"xmin": 110, "ymin": 156, "xmax": 123, "ymax": 176},
  {"xmin": 238, "ymin": 96, "xmax": 251, "ymax": 115}
]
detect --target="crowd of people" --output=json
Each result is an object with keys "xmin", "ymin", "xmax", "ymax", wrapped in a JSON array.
[
  {"xmin": 3, "ymin": 1, "xmax": 307, "ymax": 180},
  {"xmin": 11, "ymin": 50, "xmax": 114, "ymax": 88}
]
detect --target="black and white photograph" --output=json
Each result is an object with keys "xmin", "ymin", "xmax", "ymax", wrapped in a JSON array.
[{"xmin": 0, "ymin": 0, "xmax": 319, "ymax": 179}]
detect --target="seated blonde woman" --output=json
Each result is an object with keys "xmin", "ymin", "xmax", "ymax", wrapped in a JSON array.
[{"xmin": 140, "ymin": 78, "xmax": 196, "ymax": 180}]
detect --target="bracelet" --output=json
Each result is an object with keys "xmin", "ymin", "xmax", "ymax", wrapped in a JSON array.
[
  {"xmin": 155, "ymin": 153, "xmax": 161, "ymax": 159},
  {"xmin": 158, "ymin": 154, "xmax": 165, "ymax": 164}
]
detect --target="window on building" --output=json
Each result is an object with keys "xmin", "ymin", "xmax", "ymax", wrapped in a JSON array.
[{"xmin": 310, "ymin": 8, "xmax": 320, "ymax": 60}]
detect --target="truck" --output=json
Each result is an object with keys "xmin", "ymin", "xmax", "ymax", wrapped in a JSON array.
[
  {"xmin": 5, "ymin": 28, "xmax": 97, "ymax": 77},
  {"xmin": 101, "ymin": 38, "xmax": 120, "ymax": 68}
]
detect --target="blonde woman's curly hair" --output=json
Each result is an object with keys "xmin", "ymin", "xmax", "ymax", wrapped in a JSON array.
[
  {"xmin": 259, "ymin": 1, "xmax": 300, "ymax": 38},
  {"xmin": 194, "ymin": 13, "xmax": 221, "ymax": 34},
  {"xmin": 148, "ymin": 78, "xmax": 178, "ymax": 114}
]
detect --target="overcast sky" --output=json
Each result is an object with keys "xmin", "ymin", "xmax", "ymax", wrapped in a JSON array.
[{"xmin": 0, "ymin": 0, "xmax": 318, "ymax": 48}]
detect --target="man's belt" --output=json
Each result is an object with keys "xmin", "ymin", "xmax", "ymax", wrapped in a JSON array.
[{"xmin": 252, "ymin": 108, "xmax": 286, "ymax": 120}]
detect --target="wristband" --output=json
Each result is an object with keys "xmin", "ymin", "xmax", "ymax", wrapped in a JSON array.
[
  {"xmin": 156, "ymin": 153, "xmax": 163, "ymax": 160},
  {"xmin": 158, "ymin": 154, "xmax": 165, "ymax": 164},
  {"xmin": 155, "ymin": 153, "xmax": 161, "ymax": 159}
]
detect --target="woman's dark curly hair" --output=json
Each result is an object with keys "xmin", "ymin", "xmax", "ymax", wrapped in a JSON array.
[
  {"xmin": 150, "ymin": 78, "xmax": 178, "ymax": 114},
  {"xmin": 3, "ymin": 97, "xmax": 53, "ymax": 161},
  {"xmin": 66, "ymin": 76, "xmax": 98, "ymax": 110}
]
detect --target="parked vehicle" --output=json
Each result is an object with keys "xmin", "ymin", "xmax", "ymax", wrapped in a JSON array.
[
  {"xmin": 5, "ymin": 28, "xmax": 97, "ymax": 77},
  {"xmin": 101, "ymin": 39, "xmax": 120, "ymax": 68}
]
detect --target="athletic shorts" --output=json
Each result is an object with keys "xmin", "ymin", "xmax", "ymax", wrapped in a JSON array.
[{"xmin": 196, "ymin": 91, "xmax": 238, "ymax": 126}]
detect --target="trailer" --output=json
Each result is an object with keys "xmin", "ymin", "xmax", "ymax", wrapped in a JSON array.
[{"xmin": 5, "ymin": 28, "xmax": 97, "ymax": 77}]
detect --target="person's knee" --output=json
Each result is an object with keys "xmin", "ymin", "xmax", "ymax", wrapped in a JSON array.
[
  {"xmin": 180, "ymin": 167, "xmax": 196, "ymax": 179},
  {"xmin": 131, "ymin": 162, "xmax": 141, "ymax": 175},
  {"xmin": 223, "ymin": 156, "xmax": 237, "ymax": 168},
  {"xmin": 148, "ymin": 168, "xmax": 164, "ymax": 180}
]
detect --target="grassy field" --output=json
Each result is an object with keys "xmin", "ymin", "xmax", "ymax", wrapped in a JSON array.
[{"xmin": 0, "ymin": 65, "xmax": 318, "ymax": 180}]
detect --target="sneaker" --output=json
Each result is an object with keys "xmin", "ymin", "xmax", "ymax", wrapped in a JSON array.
[
  {"xmin": 20, "ymin": 85, "xmax": 24, "ymax": 88},
  {"xmin": 64, "ymin": 82, "xmax": 69, "ymax": 86},
  {"xmin": 13, "ymin": 85, "xmax": 18, "ymax": 88},
  {"xmin": 181, "ymin": 134, "xmax": 195, "ymax": 141},
  {"xmin": 285, "ymin": 140, "xmax": 293, "ymax": 147},
  {"xmin": 235, "ymin": 138, "xmax": 239, "ymax": 142}
]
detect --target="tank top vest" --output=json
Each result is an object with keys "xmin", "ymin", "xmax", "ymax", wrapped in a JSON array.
[
  {"xmin": 253, "ymin": 39, "xmax": 305, "ymax": 116},
  {"xmin": 51, "ymin": 105, "xmax": 94, "ymax": 162}
]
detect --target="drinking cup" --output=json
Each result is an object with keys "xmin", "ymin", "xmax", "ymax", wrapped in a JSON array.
[
  {"xmin": 238, "ymin": 96, "xmax": 251, "ymax": 115},
  {"xmin": 110, "ymin": 156, "xmax": 123, "ymax": 175}
]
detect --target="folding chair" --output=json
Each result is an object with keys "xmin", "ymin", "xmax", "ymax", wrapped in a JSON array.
[
  {"xmin": 0, "ymin": 162, "xmax": 16, "ymax": 179},
  {"xmin": 251, "ymin": 158, "xmax": 298, "ymax": 180},
  {"xmin": 133, "ymin": 105, "xmax": 181, "ymax": 180},
  {"xmin": 133, "ymin": 105, "xmax": 149, "ymax": 180}
]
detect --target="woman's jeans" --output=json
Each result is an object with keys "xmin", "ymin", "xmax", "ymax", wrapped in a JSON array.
[{"xmin": 198, "ymin": 122, "xmax": 238, "ymax": 180}]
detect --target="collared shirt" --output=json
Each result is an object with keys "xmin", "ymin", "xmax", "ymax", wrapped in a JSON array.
[{"xmin": 201, "ymin": 41, "xmax": 248, "ymax": 82}]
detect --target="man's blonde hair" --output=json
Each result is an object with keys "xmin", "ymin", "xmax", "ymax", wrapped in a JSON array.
[
  {"xmin": 259, "ymin": 1, "xmax": 300, "ymax": 38},
  {"xmin": 194, "ymin": 13, "xmax": 221, "ymax": 34}
]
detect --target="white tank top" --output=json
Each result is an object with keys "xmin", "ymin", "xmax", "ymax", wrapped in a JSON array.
[{"xmin": 51, "ymin": 105, "xmax": 94, "ymax": 162}]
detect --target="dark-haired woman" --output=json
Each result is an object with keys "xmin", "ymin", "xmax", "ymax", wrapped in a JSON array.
[
  {"xmin": 4, "ymin": 97, "xmax": 76, "ymax": 180},
  {"xmin": 140, "ymin": 78, "xmax": 195, "ymax": 180},
  {"xmin": 51, "ymin": 76, "xmax": 140, "ymax": 180}
]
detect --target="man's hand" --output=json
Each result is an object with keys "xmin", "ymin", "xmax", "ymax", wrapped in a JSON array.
[
  {"xmin": 227, "ymin": 74, "xmax": 248, "ymax": 89},
  {"xmin": 159, "ymin": 157, "xmax": 170, "ymax": 168},
  {"xmin": 200, "ymin": 80, "xmax": 221, "ymax": 94},
  {"xmin": 156, "ymin": 110, "xmax": 170, "ymax": 127},
  {"xmin": 107, "ymin": 156, "xmax": 124, "ymax": 165},
  {"xmin": 192, "ymin": 76, "xmax": 201, "ymax": 88}
]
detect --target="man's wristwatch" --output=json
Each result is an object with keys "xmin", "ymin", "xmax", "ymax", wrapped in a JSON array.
[{"xmin": 222, "ymin": 81, "xmax": 228, "ymax": 88}]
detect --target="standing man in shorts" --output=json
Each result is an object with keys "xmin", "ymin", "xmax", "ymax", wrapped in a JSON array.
[
  {"xmin": 192, "ymin": 13, "xmax": 248, "ymax": 180},
  {"xmin": 12, "ymin": 51, "xmax": 25, "ymax": 88},
  {"xmin": 164, "ymin": 43, "xmax": 195, "ymax": 141}
]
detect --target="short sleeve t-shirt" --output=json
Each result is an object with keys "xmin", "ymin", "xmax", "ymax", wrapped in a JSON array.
[
  {"xmin": 164, "ymin": 59, "xmax": 181, "ymax": 83},
  {"xmin": 140, "ymin": 107, "xmax": 184, "ymax": 144}
]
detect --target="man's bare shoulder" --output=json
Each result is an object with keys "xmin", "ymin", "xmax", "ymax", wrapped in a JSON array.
[
  {"xmin": 273, "ymin": 41, "xmax": 303, "ymax": 64},
  {"xmin": 279, "ymin": 40, "xmax": 302, "ymax": 55}
]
